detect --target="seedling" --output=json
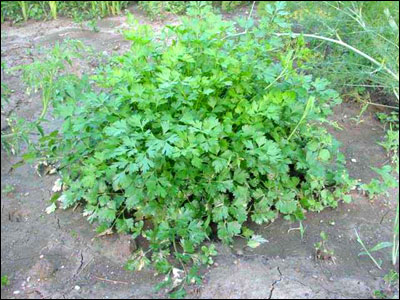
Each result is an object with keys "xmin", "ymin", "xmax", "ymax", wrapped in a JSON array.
[
  {"xmin": 288, "ymin": 221, "xmax": 306, "ymax": 240},
  {"xmin": 355, "ymin": 229, "xmax": 393, "ymax": 270},
  {"xmin": 315, "ymin": 231, "xmax": 335, "ymax": 263},
  {"xmin": 2, "ymin": 184, "xmax": 15, "ymax": 194},
  {"xmin": 1, "ymin": 275, "xmax": 10, "ymax": 287}
]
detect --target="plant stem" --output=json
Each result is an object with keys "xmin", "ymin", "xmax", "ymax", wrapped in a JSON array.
[
  {"xmin": 288, "ymin": 96, "xmax": 314, "ymax": 141},
  {"xmin": 275, "ymin": 32, "xmax": 399, "ymax": 82},
  {"xmin": 354, "ymin": 229, "xmax": 382, "ymax": 270},
  {"xmin": 392, "ymin": 202, "xmax": 399, "ymax": 265}
]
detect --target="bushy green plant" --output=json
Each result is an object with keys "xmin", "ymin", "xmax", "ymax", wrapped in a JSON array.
[
  {"xmin": 53, "ymin": 1, "xmax": 350, "ymax": 270},
  {"xmin": 14, "ymin": 2, "xmax": 355, "ymax": 293}
]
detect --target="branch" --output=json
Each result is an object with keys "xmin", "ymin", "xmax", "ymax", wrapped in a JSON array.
[
  {"xmin": 275, "ymin": 32, "xmax": 399, "ymax": 82},
  {"xmin": 222, "ymin": 1, "xmax": 256, "ymax": 40}
]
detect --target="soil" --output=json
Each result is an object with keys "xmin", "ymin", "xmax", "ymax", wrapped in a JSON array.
[{"xmin": 1, "ymin": 4, "xmax": 399, "ymax": 299}]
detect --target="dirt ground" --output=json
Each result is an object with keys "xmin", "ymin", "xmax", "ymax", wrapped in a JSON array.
[{"xmin": 1, "ymin": 5, "xmax": 399, "ymax": 299}]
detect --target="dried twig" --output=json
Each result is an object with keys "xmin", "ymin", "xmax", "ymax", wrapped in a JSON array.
[{"xmin": 93, "ymin": 275, "xmax": 130, "ymax": 285}]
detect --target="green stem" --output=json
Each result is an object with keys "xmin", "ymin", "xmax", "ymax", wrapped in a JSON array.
[
  {"xmin": 288, "ymin": 96, "xmax": 314, "ymax": 141},
  {"xmin": 392, "ymin": 202, "xmax": 399, "ymax": 265},
  {"xmin": 354, "ymin": 229, "xmax": 382, "ymax": 270}
]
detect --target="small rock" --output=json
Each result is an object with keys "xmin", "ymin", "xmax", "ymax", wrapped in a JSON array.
[
  {"xmin": 13, "ymin": 291, "xmax": 21, "ymax": 295},
  {"xmin": 329, "ymin": 277, "xmax": 334, "ymax": 282},
  {"xmin": 74, "ymin": 285, "xmax": 81, "ymax": 291},
  {"xmin": 24, "ymin": 192, "xmax": 30, "ymax": 196},
  {"xmin": 39, "ymin": 255, "xmax": 44, "ymax": 259},
  {"xmin": 351, "ymin": 158, "xmax": 357, "ymax": 163},
  {"xmin": 236, "ymin": 249, "xmax": 244, "ymax": 256},
  {"xmin": 312, "ymin": 275, "xmax": 318, "ymax": 279}
]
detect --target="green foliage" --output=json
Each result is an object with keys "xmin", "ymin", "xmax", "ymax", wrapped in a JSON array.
[
  {"xmin": 361, "ymin": 165, "xmax": 398, "ymax": 199},
  {"xmin": 1, "ymin": 62, "xmax": 11, "ymax": 108},
  {"xmin": 1, "ymin": 275, "xmax": 10, "ymax": 287},
  {"xmin": 384, "ymin": 270, "xmax": 399, "ymax": 286},
  {"xmin": 2, "ymin": 184, "xmax": 15, "ymax": 194},
  {"xmin": 1, "ymin": 1, "xmax": 130, "ymax": 23},
  {"xmin": 315, "ymin": 231, "xmax": 335, "ymax": 260},
  {"xmin": 373, "ymin": 270, "xmax": 399, "ymax": 299},
  {"xmin": 138, "ymin": 1, "xmax": 189, "ymax": 19},
  {"xmin": 258, "ymin": 1, "xmax": 399, "ymax": 103},
  {"xmin": 10, "ymin": 2, "xmax": 355, "ymax": 293},
  {"xmin": 1, "ymin": 39, "xmax": 88, "ymax": 155},
  {"xmin": 219, "ymin": 1, "xmax": 248, "ymax": 12}
]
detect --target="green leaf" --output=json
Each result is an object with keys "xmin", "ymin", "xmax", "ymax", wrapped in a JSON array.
[
  {"xmin": 276, "ymin": 200, "xmax": 297, "ymax": 214},
  {"xmin": 318, "ymin": 149, "xmax": 331, "ymax": 162},
  {"xmin": 247, "ymin": 235, "xmax": 268, "ymax": 248}
]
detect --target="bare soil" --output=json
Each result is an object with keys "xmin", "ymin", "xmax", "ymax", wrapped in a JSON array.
[{"xmin": 1, "ymin": 5, "xmax": 399, "ymax": 299}]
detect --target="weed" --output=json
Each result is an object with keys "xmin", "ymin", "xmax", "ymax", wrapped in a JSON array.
[
  {"xmin": 315, "ymin": 231, "xmax": 335, "ymax": 262},
  {"xmin": 1, "ymin": 275, "xmax": 10, "ymax": 287},
  {"xmin": 2, "ymin": 184, "xmax": 15, "ymax": 194},
  {"xmin": 288, "ymin": 221, "xmax": 306, "ymax": 240},
  {"xmin": 373, "ymin": 270, "xmax": 399, "ymax": 299},
  {"xmin": 384, "ymin": 270, "xmax": 399, "ymax": 286},
  {"xmin": 355, "ymin": 229, "xmax": 392, "ymax": 270},
  {"xmin": 87, "ymin": 19, "xmax": 99, "ymax": 32}
]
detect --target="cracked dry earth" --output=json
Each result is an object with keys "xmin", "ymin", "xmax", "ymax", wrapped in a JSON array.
[{"xmin": 1, "ymin": 5, "xmax": 399, "ymax": 299}]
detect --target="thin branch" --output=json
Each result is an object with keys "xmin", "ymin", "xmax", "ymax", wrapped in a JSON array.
[
  {"xmin": 274, "ymin": 32, "xmax": 399, "ymax": 82},
  {"xmin": 362, "ymin": 102, "xmax": 399, "ymax": 110},
  {"xmin": 93, "ymin": 275, "xmax": 129, "ymax": 285},
  {"xmin": 222, "ymin": 1, "xmax": 256, "ymax": 40}
]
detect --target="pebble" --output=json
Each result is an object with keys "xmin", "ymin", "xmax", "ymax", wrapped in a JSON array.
[
  {"xmin": 329, "ymin": 277, "xmax": 334, "ymax": 282},
  {"xmin": 351, "ymin": 158, "xmax": 357, "ymax": 163},
  {"xmin": 236, "ymin": 249, "xmax": 244, "ymax": 256},
  {"xmin": 26, "ymin": 276, "xmax": 31, "ymax": 282},
  {"xmin": 74, "ymin": 285, "xmax": 81, "ymax": 291},
  {"xmin": 24, "ymin": 192, "xmax": 30, "ymax": 196},
  {"xmin": 39, "ymin": 255, "xmax": 44, "ymax": 259},
  {"xmin": 13, "ymin": 291, "xmax": 21, "ymax": 295},
  {"xmin": 312, "ymin": 275, "xmax": 318, "ymax": 279}
]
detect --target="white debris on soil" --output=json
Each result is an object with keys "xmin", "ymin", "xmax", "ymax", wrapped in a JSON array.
[{"xmin": 52, "ymin": 178, "xmax": 63, "ymax": 192}]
